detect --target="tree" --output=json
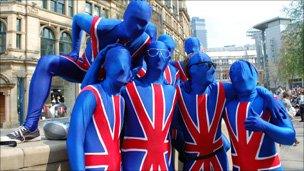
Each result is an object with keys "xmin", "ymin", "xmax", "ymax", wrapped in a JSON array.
[{"xmin": 279, "ymin": 0, "xmax": 304, "ymax": 81}]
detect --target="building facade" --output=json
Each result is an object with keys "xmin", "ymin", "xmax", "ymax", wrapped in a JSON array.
[
  {"xmin": 191, "ymin": 16, "xmax": 207, "ymax": 51},
  {"xmin": 206, "ymin": 45, "xmax": 264, "ymax": 83},
  {"xmin": 252, "ymin": 17, "xmax": 291, "ymax": 89},
  {"xmin": 0, "ymin": 0, "xmax": 191, "ymax": 128}
]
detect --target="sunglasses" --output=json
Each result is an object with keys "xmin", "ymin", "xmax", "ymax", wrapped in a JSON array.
[
  {"xmin": 188, "ymin": 61, "xmax": 217, "ymax": 69},
  {"xmin": 147, "ymin": 48, "xmax": 170, "ymax": 58}
]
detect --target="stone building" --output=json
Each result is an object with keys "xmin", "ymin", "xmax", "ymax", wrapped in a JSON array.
[
  {"xmin": 207, "ymin": 45, "xmax": 264, "ymax": 83},
  {"xmin": 0, "ymin": 0, "xmax": 191, "ymax": 128}
]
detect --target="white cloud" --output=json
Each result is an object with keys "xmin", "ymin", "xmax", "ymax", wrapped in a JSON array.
[{"xmin": 186, "ymin": 0, "xmax": 291, "ymax": 48}]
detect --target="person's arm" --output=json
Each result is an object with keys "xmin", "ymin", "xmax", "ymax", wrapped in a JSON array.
[
  {"xmin": 170, "ymin": 106, "xmax": 185, "ymax": 154},
  {"xmin": 256, "ymin": 86, "xmax": 287, "ymax": 120},
  {"xmin": 245, "ymin": 107, "xmax": 296, "ymax": 145},
  {"xmin": 222, "ymin": 82, "xmax": 236, "ymax": 101},
  {"xmin": 66, "ymin": 90, "xmax": 96, "ymax": 170},
  {"xmin": 80, "ymin": 43, "xmax": 121, "ymax": 89},
  {"xmin": 70, "ymin": 13, "xmax": 93, "ymax": 57}
]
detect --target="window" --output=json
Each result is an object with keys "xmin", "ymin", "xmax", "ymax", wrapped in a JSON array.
[
  {"xmin": 100, "ymin": 8, "xmax": 109, "ymax": 18},
  {"xmin": 41, "ymin": 27, "xmax": 55, "ymax": 56},
  {"xmin": 94, "ymin": 5, "xmax": 100, "ymax": 16},
  {"xmin": 50, "ymin": 0, "xmax": 65, "ymax": 15},
  {"xmin": 85, "ymin": 2, "xmax": 92, "ymax": 15},
  {"xmin": 67, "ymin": 0, "xmax": 73, "ymax": 17},
  {"xmin": 16, "ymin": 34, "xmax": 21, "ymax": 49},
  {"xmin": 59, "ymin": 32, "xmax": 72, "ymax": 54},
  {"xmin": 16, "ymin": 18, "xmax": 21, "ymax": 31},
  {"xmin": 0, "ymin": 21, "xmax": 6, "ymax": 53},
  {"xmin": 42, "ymin": 0, "xmax": 47, "ymax": 9}
]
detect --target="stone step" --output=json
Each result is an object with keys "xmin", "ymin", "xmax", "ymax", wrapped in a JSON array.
[{"xmin": 0, "ymin": 139, "xmax": 69, "ymax": 170}]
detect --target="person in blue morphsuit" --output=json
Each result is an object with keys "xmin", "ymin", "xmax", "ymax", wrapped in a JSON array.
[
  {"xmin": 121, "ymin": 41, "xmax": 177, "ymax": 171},
  {"xmin": 172, "ymin": 52, "xmax": 232, "ymax": 170},
  {"xmin": 157, "ymin": 34, "xmax": 180, "ymax": 86},
  {"xmin": 224, "ymin": 60, "xmax": 295, "ymax": 171},
  {"xmin": 67, "ymin": 44, "xmax": 131, "ymax": 170},
  {"xmin": 184, "ymin": 37, "xmax": 201, "ymax": 56},
  {"xmin": 132, "ymin": 22, "xmax": 157, "ymax": 79},
  {"xmin": 3, "ymin": 1, "xmax": 152, "ymax": 142},
  {"xmin": 172, "ymin": 53, "xmax": 287, "ymax": 170}
]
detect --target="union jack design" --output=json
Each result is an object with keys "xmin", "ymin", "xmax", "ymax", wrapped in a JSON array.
[
  {"xmin": 82, "ymin": 86, "xmax": 123, "ymax": 170},
  {"xmin": 224, "ymin": 102, "xmax": 281, "ymax": 171},
  {"xmin": 90, "ymin": 16, "xmax": 102, "ymax": 59},
  {"xmin": 136, "ymin": 67, "xmax": 146, "ymax": 78},
  {"xmin": 60, "ymin": 52, "xmax": 91, "ymax": 71},
  {"xmin": 122, "ymin": 82, "xmax": 176, "ymax": 171},
  {"xmin": 163, "ymin": 65, "xmax": 180, "ymax": 85},
  {"xmin": 174, "ymin": 61, "xmax": 188, "ymax": 82},
  {"xmin": 176, "ymin": 82, "xmax": 226, "ymax": 171}
]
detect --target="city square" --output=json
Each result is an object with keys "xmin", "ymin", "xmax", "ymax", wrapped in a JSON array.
[{"xmin": 0, "ymin": 0, "xmax": 303, "ymax": 170}]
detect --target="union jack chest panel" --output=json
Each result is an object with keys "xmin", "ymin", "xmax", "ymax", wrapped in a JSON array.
[
  {"xmin": 121, "ymin": 81, "xmax": 177, "ymax": 171},
  {"xmin": 224, "ymin": 100, "xmax": 281, "ymax": 171},
  {"xmin": 82, "ymin": 85, "xmax": 124, "ymax": 171},
  {"xmin": 176, "ymin": 82, "xmax": 226, "ymax": 156}
]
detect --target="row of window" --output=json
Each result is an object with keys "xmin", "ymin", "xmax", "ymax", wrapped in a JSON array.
[
  {"xmin": 41, "ymin": 27, "xmax": 72, "ymax": 56},
  {"xmin": 42, "ymin": 0, "xmax": 74, "ymax": 17},
  {"xmin": 0, "ymin": 21, "xmax": 71, "ymax": 56},
  {"xmin": 85, "ymin": 1, "xmax": 109, "ymax": 18}
]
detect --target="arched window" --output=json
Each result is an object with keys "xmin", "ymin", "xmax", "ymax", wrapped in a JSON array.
[
  {"xmin": 41, "ymin": 27, "xmax": 55, "ymax": 56},
  {"xmin": 59, "ymin": 32, "xmax": 71, "ymax": 54},
  {"xmin": 0, "ymin": 21, "xmax": 6, "ymax": 53}
]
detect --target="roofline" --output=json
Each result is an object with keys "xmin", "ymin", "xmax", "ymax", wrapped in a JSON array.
[{"xmin": 253, "ymin": 17, "xmax": 291, "ymax": 30}]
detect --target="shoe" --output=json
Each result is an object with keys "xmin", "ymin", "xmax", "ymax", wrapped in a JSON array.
[
  {"xmin": 299, "ymin": 120, "xmax": 304, "ymax": 122},
  {"xmin": 0, "ymin": 126, "xmax": 41, "ymax": 143}
]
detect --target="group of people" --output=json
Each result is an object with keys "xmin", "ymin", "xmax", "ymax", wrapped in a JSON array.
[
  {"xmin": 277, "ymin": 86, "xmax": 304, "ymax": 122},
  {"xmin": 1, "ymin": 1, "xmax": 297, "ymax": 171}
]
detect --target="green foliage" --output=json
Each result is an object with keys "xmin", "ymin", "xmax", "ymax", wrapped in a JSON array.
[{"xmin": 279, "ymin": 0, "xmax": 304, "ymax": 80}]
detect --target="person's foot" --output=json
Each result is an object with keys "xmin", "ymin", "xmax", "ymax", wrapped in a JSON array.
[{"xmin": 0, "ymin": 126, "xmax": 41, "ymax": 143}]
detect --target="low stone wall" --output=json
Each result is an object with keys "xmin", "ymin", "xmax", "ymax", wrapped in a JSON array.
[{"xmin": 0, "ymin": 139, "xmax": 69, "ymax": 170}]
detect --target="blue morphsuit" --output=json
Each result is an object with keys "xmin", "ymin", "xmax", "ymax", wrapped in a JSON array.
[
  {"xmin": 172, "ymin": 52, "xmax": 232, "ymax": 170},
  {"xmin": 184, "ymin": 37, "xmax": 201, "ymax": 55},
  {"xmin": 121, "ymin": 41, "xmax": 176, "ymax": 170},
  {"xmin": 157, "ymin": 34, "xmax": 180, "ymax": 85},
  {"xmin": 145, "ymin": 22, "xmax": 157, "ymax": 42},
  {"xmin": 130, "ymin": 22, "xmax": 157, "ymax": 80},
  {"xmin": 224, "ymin": 60, "xmax": 295, "ymax": 170},
  {"xmin": 22, "ymin": 1, "xmax": 152, "ymax": 132},
  {"xmin": 67, "ymin": 45, "xmax": 131, "ymax": 170}
]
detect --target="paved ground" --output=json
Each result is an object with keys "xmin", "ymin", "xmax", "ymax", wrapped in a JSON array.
[
  {"xmin": 279, "ymin": 117, "xmax": 304, "ymax": 170},
  {"xmin": 1, "ymin": 117, "xmax": 303, "ymax": 170}
]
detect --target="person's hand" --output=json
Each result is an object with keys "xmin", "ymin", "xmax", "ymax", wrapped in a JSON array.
[
  {"xmin": 245, "ymin": 108, "xmax": 267, "ymax": 132},
  {"xmin": 68, "ymin": 50, "xmax": 79, "ymax": 61},
  {"xmin": 256, "ymin": 86, "xmax": 287, "ymax": 120}
]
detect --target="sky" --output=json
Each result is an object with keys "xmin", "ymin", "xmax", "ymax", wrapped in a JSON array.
[{"xmin": 186, "ymin": 0, "xmax": 292, "ymax": 48}]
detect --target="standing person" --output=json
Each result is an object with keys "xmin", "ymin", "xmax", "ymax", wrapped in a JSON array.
[
  {"xmin": 298, "ymin": 91, "xmax": 304, "ymax": 122},
  {"xmin": 121, "ymin": 41, "xmax": 177, "ymax": 171},
  {"xmin": 67, "ymin": 45, "xmax": 131, "ymax": 170},
  {"xmin": 172, "ymin": 52, "xmax": 235, "ymax": 171},
  {"xmin": 2, "ymin": 1, "xmax": 152, "ymax": 143},
  {"xmin": 282, "ymin": 92, "xmax": 300, "ymax": 145},
  {"xmin": 224, "ymin": 60, "xmax": 295, "ymax": 171}
]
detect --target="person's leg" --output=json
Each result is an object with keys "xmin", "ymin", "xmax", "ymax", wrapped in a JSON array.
[
  {"xmin": 24, "ymin": 55, "xmax": 86, "ymax": 131},
  {"xmin": 299, "ymin": 105, "xmax": 304, "ymax": 122}
]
